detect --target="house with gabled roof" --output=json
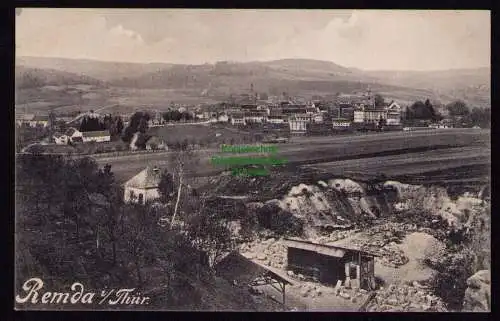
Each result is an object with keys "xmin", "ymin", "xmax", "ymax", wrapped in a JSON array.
[
  {"xmin": 123, "ymin": 166, "xmax": 163, "ymax": 204},
  {"xmin": 386, "ymin": 101, "xmax": 402, "ymax": 126},
  {"xmin": 82, "ymin": 130, "xmax": 111, "ymax": 143}
]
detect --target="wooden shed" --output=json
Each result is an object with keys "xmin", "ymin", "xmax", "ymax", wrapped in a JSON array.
[{"xmin": 283, "ymin": 238, "xmax": 378, "ymax": 290}]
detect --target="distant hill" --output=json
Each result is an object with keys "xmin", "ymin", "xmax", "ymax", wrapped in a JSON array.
[
  {"xmin": 15, "ymin": 65, "xmax": 104, "ymax": 89},
  {"xmin": 366, "ymin": 68, "xmax": 490, "ymax": 107},
  {"xmin": 15, "ymin": 56, "xmax": 490, "ymax": 107},
  {"xmin": 16, "ymin": 56, "xmax": 170, "ymax": 82},
  {"xmin": 365, "ymin": 68, "xmax": 490, "ymax": 89}
]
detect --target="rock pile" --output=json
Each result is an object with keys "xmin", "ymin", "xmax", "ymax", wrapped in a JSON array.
[
  {"xmin": 314, "ymin": 229, "xmax": 355, "ymax": 244},
  {"xmin": 366, "ymin": 283, "xmax": 447, "ymax": 312},
  {"xmin": 348, "ymin": 238, "xmax": 409, "ymax": 268},
  {"xmin": 293, "ymin": 283, "xmax": 324, "ymax": 299},
  {"xmin": 366, "ymin": 222, "xmax": 419, "ymax": 235},
  {"xmin": 240, "ymin": 238, "xmax": 288, "ymax": 269},
  {"xmin": 463, "ymin": 270, "xmax": 490, "ymax": 312}
]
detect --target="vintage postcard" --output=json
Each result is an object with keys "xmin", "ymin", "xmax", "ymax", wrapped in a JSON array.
[{"xmin": 15, "ymin": 9, "xmax": 490, "ymax": 311}]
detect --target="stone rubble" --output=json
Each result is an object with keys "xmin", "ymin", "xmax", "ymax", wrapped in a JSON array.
[
  {"xmin": 366, "ymin": 283, "xmax": 447, "ymax": 312},
  {"xmin": 240, "ymin": 237, "xmax": 288, "ymax": 269}
]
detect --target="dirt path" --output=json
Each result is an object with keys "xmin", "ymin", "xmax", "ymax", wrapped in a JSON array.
[{"xmin": 375, "ymin": 232, "xmax": 445, "ymax": 285}]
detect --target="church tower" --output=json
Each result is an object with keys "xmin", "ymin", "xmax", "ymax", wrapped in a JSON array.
[{"xmin": 367, "ymin": 86, "xmax": 374, "ymax": 108}]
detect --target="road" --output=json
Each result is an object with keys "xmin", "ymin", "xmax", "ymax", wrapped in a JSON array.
[{"xmin": 92, "ymin": 128, "xmax": 490, "ymax": 183}]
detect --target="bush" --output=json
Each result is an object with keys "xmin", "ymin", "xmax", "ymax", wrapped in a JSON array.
[
  {"xmin": 257, "ymin": 204, "xmax": 303, "ymax": 237},
  {"xmin": 427, "ymin": 248, "xmax": 476, "ymax": 310}
]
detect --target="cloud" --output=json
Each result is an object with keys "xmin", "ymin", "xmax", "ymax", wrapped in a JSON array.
[{"xmin": 109, "ymin": 24, "xmax": 144, "ymax": 43}]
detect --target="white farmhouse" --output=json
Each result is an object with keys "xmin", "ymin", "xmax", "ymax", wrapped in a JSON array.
[
  {"xmin": 53, "ymin": 133, "xmax": 69, "ymax": 145},
  {"xmin": 82, "ymin": 130, "xmax": 111, "ymax": 143},
  {"xmin": 123, "ymin": 166, "xmax": 163, "ymax": 204},
  {"xmin": 386, "ymin": 101, "xmax": 402, "ymax": 126},
  {"xmin": 65, "ymin": 127, "xmax": 84, "ymax": 143}
]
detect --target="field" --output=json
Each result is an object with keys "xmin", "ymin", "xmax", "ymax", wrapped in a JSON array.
[
  {"xmin": 93, "ymin": 128, "xmax": 490, "ymax": 185},
  {"xmin": 148, "ymin": 123, "xmax": 255, "ymax": 147}
]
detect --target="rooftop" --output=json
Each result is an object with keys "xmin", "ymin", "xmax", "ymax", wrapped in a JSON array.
[
  {"xmin": 32, "ymin": 115, "xmax": 49, "ymax": 121},
  {"xmin": 82, "ymin": 130, "xmax": 111, "ymax": 137},
  {"xmin": 124, "ymin": 166, "xmax": 163, "ymax": 189},
  {"xmin": 65, "ymin": 127, "xmax": 79, "ymax": 136},
  {"xmin": 283, "ymin": 238, "xmax": 380, "ymax": 258},
  {"xmin": 215, "ymin": 252, "xmax": 292, "ymax": 286}
]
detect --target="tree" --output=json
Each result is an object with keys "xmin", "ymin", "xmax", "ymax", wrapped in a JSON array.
[
  {"xmin": 158, "ymin": 170, "xmax": 175, "ymax": 203},
  {"xmin": 447, "ymin": 100, "xmax": 470, "ymax": 117},
  {"xmin": 122, "ymin": 112, "xmax": 150, "ymax": 145},
  {"xmin": 468, "ymin": 107, "xmax": 491, "ymax": 128},
  {"xmin": 184, "ymin": 195, "xmax": 236, "ymax": 267},
  {"xmin": 406, "ymin": 100, "xmax": 439, "ymax": 121}
]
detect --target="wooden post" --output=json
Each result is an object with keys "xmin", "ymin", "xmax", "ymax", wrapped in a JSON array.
[
  {"xmin": 358, "ymin": 252, "xmax": 362, "ymax": 285},
  {"xmin": 282, "ymin": 282, "xmax": 286, "ymax": 307}
]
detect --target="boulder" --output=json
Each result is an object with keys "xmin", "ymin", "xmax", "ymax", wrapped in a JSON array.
[
  {"xmin": 386, "ymin": 297, "xmax": 399, "ymax": 306},
  {"xmin": 463, "ymin": 270, "xmax": 490, "ymax": 312},
  {"xmin": 257, "ymin": 253, "xmax": 267, "ymax": 260}
]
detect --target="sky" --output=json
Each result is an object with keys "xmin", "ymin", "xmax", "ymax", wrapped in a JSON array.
[{"xmin": 15, "ymin": 9, "xmax": 490, "ymax": 71}]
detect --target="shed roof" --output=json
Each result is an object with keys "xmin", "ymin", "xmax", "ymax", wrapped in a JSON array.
[
  {"xmin": 124, "ymin": 166, "xmax": 163, "ymax": 189},
  {"xmin": 215, "ymin": 252, "xmax": 292, "ymax": 286},
  {"xmin": 284, "ymin": 238, "xmax": 380, "ymax": 258},
  {"xmin": 65, "ymin": 127, "xmax": 80, "ymax": 136},
  {"xmin": 82, "ymin": 130, "xmax": 111, "ymax": 137},
  {"xmin": 32, "ymin": 115, "xmax": 49, "ymax": 121}
]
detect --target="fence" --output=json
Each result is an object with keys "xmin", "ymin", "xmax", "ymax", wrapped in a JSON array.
[{"xmin": 88, "ymin": 149, "xmax": 171, "ymax": 158}]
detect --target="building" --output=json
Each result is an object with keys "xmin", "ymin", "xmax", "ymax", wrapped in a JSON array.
[
  {"xmin": 65, "ymin": 127, "xmax": 84, "ymax": 143},
  {"xmin": 313, "ymin": 113, "xmax": 324, "ymax": 123},
  {"xmin": 289, "ymin": 115, "xmax": 312, "ymax": 135},
  {"xmin": 283, "ymin": 238, "xmax": 378, "ymax": 290},
  {"xmin": 82, "ymin": 130, "xmax": 111, "ymax": 143},
  {"xmin": 215, "ymin": 252, "xmax": 292, "ymax": 305},
  {"xmin": 244, "ymin": 111, "xmax": 268, "ymax": 123},
  {"xmin": 332, "ymin": 118, "xmax": 352, "ymax": 130},
  {"xmin": 386, "ymin": 101, "xmax": 402, "ymax": 126},
  {"xmin": 217, "ymin": 113, "xmax": 229, "ymax": 122},
  {"xmin": 353, "ymin": 108, "xmax": 388, "ymax": 124},
  {"xmin": 306, "ymin": 123, "xmax": 332, "ymax": 136},
  {"xmin": 282, "ymin": 105, "xmax": 308, "ymax": 115},
  {"xmin": 15, "ymin": 114, "xmax": 35, "ymax": 127},
  {"xmin": 240, "ymin": 104, "xmax": 259, "ymax": 111},
  {"xmin": 53, "ymin": 133, "xmax": 69, "ymax": 145},
  {"xmin": 30, "ymin": 115, "xmax": 50, "ymax": 127},
  {"xmin": 149, "ymin": 112, "xmax": 165, "ymax": 127},
  {"xmin": 123, "ymin": 166, "xmax": 163, "ymax": 204},
  {"xmin": 230, "ymin": 112, "xmax": 246, "ymax": 126},
  {"xmin": 145, "ymin": 136, "xmax": 167, "ymax": 150},
  {"xmin": 267, "ymin": 115, "xmax": 286, "ymax": 124}
]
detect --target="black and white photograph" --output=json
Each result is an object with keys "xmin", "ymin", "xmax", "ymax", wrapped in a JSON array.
[{"xmin": 15, "ymin": 9, "xmax": 490, "ymax": 312}]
